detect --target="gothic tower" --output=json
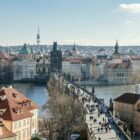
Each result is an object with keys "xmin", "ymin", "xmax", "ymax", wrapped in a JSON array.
[
  {"xmin": 113, "ymin": 40, "xmax": 121, "ymax": 59},
  {"xmin": 50, "ymin": 42, "xmax": 62, "ymax": 73},
  {"xmin": 114, "ymin": 40, "xmax": 119, "ymax": 54}
]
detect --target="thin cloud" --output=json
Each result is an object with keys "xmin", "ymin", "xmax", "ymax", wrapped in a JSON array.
[
  {"xmin": 119, "ymin": 3, "xmax": 140, "ymax": 13},
  {"xmin": 125, "ymin": 20, "xmax": 134, "ymax": 24}
]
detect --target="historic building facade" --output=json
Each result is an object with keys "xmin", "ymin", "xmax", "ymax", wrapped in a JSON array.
[
  {"xmin": 112, "ymin": 41, "xmax": 121, "ymax": 59},
  {"xmin": 12, "ymin": 44, "xmax": 36, "ymax": 81},
  {"xmin": 114, "ymin": 93, "xmax": 140, "ymax": 134},
  {"xmin": 0, "ymin": 86, "xmax": 38, "ymax": 140},
  {"xmin": 104, "ymin": 61, "xmax": 133, "ymax": 85},
  {"xmin": 62, "ymin": 58, "xmax": 93, "ymax": 80}
]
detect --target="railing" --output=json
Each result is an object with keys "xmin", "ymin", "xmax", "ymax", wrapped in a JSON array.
[{"xmin": 64, "ymin": 77, "xmax": 130, "ymax": 140}]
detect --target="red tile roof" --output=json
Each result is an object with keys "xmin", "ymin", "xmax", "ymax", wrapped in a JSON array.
[
  {"xmin": 107, "ymin": 62, "xmax": 131, "ymax": 69},
  {"xmin": 0, "ymin": 87, "xmax": 38, "ymax": 121}
]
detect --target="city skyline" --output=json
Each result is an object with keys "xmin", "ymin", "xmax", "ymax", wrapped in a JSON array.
[{"xmin": 0, "ymin": 0, "xmax": 140, "ymax": 46}]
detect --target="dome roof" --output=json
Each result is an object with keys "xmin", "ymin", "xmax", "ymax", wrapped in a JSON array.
[{"xmin": 19, "ymin": 44, "xmax": 31, "ymax": 54}]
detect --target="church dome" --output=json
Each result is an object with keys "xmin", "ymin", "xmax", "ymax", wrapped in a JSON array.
[{"xmin": 19, "ymin": 44, "xmax": 31, "ymax": 54}]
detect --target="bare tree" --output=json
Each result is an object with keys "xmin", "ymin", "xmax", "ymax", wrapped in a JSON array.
[{"xmin": 43, "ymin": 76, "xmax": 86, "ymax": 140}]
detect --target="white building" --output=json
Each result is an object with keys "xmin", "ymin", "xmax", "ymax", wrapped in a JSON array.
[
  {"xmin": 62, "ymin": 61, "xmax": 81, "ymax": 80},
  {"xmin": 62, "ymin": 58, "xmax": 92, "ymax": 80},
  {"xmin": 12, "ymin": 59, "xmax": 36, "ymax": 81},
  {"xmin": 36, "ymin": 56, "xmax": 50, "ymax": 75},
  {"xmin": 104, "ymin": 62, "xmax": 133, "ymax": 85},
  {"xmin": 131, "ymin": 58, "xmax": 140, "ymax": 73},
  {"xmin": 12, "ymin": 44, "xmax": 36, "ymax": 81},
  {"xmin": 95, "ymin": 62, "xmax": 106, "ymax": 79}
]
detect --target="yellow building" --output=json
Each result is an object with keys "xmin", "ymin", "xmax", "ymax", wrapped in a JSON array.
[
  {"xmin": 0, "ymin": 86, "xmax": 38, "ymax": 140},
  {"xmin": 114, "ymin": 93, "xmax": 140, "ymax": 134},
  {"xmin": 0, "ymin": 118, "xmax": 16, "ymax": 140}
]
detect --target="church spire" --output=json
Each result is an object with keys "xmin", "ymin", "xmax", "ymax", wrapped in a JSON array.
[
  {"xmin": 114, "ymin": 40, "xmax": 119, "ymax": 54},
  {"xmin": 73, "ymin": 42, "xmax": 76, "ymax": 51}
]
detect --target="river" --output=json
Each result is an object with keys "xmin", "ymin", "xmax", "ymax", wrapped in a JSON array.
[
  {"xmin": 87, "ymin": 84, "xmax": 135, "ymax": 105},
  {"xmin": 1, "ymin": 83, "xmax": 136, "ymax": 117}
]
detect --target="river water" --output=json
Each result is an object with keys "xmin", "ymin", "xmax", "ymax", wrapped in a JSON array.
[
  {"xmin": 87, "ymin": 84, "xmax": 135, "ymax": 105},
  {"xmin": 1, "ymin": 83, "xmax": 136, "ymax": 117}
]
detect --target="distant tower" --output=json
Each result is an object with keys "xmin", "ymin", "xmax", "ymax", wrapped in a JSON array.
[
  {"xmin": 50, "ymin": 42, "xmax": 62, "ymax": 73},
  {"xmin": 71, "ymin": 42, "xmax": 77, "ymax": 56},
  {"xmin": 37, "ymin": 27, "xmax": 40, "ymax": 46},
  {"xmin": 73, "ymin": 42, "xmax": 76, "ymax": 51},
  {"xmin": 113, "ymin": 40, "xmax": 120, "ymax": 59},
  {"xmin": 114, "ymin": 40, "xmax": 119, "ymax": 54}
]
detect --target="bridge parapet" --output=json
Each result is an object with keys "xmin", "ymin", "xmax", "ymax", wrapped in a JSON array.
[{"xmin": 49, "ymin": 73, "xmax": 130, "ymax": 140}]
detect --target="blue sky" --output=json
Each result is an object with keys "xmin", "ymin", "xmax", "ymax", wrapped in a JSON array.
[{"xmin": 0, "ymin": 0, "xmax": 140, "ymax": 46}]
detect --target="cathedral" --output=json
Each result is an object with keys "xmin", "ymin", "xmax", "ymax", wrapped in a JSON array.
[{"xmin": 50, "ymin": 42, "xmax": 62, "ymax": 73}]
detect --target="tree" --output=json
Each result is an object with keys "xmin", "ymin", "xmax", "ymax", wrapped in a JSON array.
[
  {"xmin": 31, "ymin": 136, "xmax": 42, "ymax": 140},
  {"xmin": 44, "ymin": 76, "xmax": 85, "ymax": 140}
]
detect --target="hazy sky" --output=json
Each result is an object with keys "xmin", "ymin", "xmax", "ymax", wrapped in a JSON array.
[{"xmin": 0, "ymin": 0, "xmax": 140, "ymax": 46}]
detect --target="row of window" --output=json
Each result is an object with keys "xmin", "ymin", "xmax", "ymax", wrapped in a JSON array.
[
  {"xmin": 110, "ymin": 72, "xmax": 130, "ymax": 76},
  {"xmin": 114, "ymin": 78, "xmax": 127, "ymax": 81},
  {"xmin": 116, "ymin": 73, "xmax": 124, "ymax": 77},
  {"xmin": 14, "ymin": 118, "xmax": 30, "ymax": 130},
  {"xmin": 16, "ymin": 128, "xmax": 30, "ymax": 140},
  {"xmin": 116, "ymin": 103, "xmax": 133, "ymax": 109}
]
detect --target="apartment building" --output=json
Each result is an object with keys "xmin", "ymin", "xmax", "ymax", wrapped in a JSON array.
[
  {"xmin": 0, "ymin": 86, "xmax": 38, "ymax": 140},
  {"xmin": 0, "ymin": 118, "xmax": 16, "ymax": 140},
  {"xmin": 104, "ymin": 61, "xmax": 133, "ymax": 85},
  {"xmin": 114, "ymin": 93, "xmax": 140, "ymax": 134}
]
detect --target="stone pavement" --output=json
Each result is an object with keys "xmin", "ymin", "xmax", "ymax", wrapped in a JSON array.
[
  {"xmin": 76, "ymin": 87, "xmax": 119, "ymax": 140},
  {"xmin": 67, "ymin": 81, "xmax": 129, "ymax": 140}
]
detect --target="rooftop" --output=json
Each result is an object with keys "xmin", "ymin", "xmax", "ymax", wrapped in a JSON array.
[
  {"xmin": 19, "ymin": 44, "xmax": 31, "ymax": 55},
  {"xmin": 0, "ymin": 86, "xmax": 38, "ymax": 121},
  {"xmin": 107, "ymin": 62, "xmax": 131, "ymax": 69},
  {"xmin": 114, "ymin": 93, "xmax": 140, "ymax": 104}
]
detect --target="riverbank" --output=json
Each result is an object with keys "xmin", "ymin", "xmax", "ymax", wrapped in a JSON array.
[{"xmin": 78, "ymin": 79, "xmax": 137, "ymax": 86}]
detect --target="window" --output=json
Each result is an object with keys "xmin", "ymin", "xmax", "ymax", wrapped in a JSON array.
[
  {"xmin": 32, "ymin": 120, "xmax": 34, "ymax": 128},
  {"xmin": 23, "ymin": 119, "xmax": 26, "ymax": 126},
  {"xmin": 27, "ymin": 128, "xmax": 30, "ymax": 137},
  {"xmin": 125, "ymin": 113, "xmax": 128, "ymax": 119},
  {"xmin": 23, "ymin": 130, "xmax": 26, "ymax": 138},
  {"xmin": 18, "ymin": 132, "xmax": 21, "ymax": 140},
  {"xmin": 27, "ymin": 118, "xmax": 30, "ymax": 125},
  {"xmin": 18, "ymin": 121, "xmax": 21, "ymax": 128},
  {"xmin": 14, "ymin": 122, "xmax": 17, "ymax": 130}
]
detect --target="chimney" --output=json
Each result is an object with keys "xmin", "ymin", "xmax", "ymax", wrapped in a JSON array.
[{"xmin": 8, "ymin": 85, "xmax": 13, "ymax": 89}]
